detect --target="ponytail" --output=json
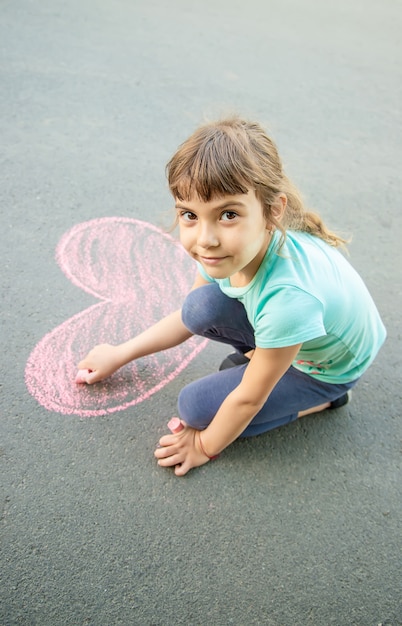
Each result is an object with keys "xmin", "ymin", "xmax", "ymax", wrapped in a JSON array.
[{"xmin": 277, "ymin": 176, "xmax": 348, "ymax": 248}]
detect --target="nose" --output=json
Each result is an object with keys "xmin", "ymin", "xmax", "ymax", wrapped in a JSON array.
[{"xmin": 197, "ymin": 221, "xmax": 219, "ymax": 249}]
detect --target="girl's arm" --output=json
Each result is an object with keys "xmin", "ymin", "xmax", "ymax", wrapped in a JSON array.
[
  {"xmin": 155, "ymin": 343, "xmax": 302, "ymax": 475},
  {"xmin": 77, "ymin": 271, "xmax": 209, "ymax": 384},
  {"xmin": 199, "ymin": 343, "xmax": 302, "ymax": 453}
]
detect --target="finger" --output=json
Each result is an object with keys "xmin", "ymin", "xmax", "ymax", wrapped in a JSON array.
[
  {"xmin": 85, "ymin": 370, "xmax": 101, "ymax": 385},
  {"xmin": 154, "ymin": 443, "xmax": 178, "ymax": 459},
  {"xmin": 75, "ymin": 368, "xmax": 93, "ymax": 384},
  {"xmin": 174, "ymin": 462, "xmax": 191, "ymax": 477},
  {"xmin": 157, "ymin": 453, "xmax": 182, "ymax": 468},
  {"xmin": 175, "ymin": 454, "xmax": 210, "ymax": 477},
  {"xmin": 158, "ymin": 434, "xmax": 178, "ymax": 447}
]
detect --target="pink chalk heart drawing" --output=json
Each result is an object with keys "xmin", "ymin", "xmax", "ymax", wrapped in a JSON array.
[{"xmin": 25, "ymin": 217, "xmax": 208, "ymax": 417}]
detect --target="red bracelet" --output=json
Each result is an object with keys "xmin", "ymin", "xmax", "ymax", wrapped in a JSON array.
[{"xmin": 198, "ymin": 433, "xmax": 219, "ymax": 460}]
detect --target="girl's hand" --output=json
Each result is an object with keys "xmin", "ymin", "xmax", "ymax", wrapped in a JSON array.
[
  {"xmin": 77, "ymin": 343, "xmax": 124, "ymax": 384},
  {"xmin": 154, "ymin": 424, "xmax": 211, "ymax": 476}
]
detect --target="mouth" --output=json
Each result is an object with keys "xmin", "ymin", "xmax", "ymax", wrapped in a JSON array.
[{"xmin": 199, "ymin": 256, "xmax": 228, "ymax": 266}]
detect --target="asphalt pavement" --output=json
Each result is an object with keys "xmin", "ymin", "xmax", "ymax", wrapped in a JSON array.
[{"xmin": 1, "ymin": 1, "xmax": 401, "ymax": 624}]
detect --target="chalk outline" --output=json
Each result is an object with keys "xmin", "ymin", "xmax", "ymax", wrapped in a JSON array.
[{"xmin": 25, "ymin": 217, "xmax": 208, "ymax": 417}]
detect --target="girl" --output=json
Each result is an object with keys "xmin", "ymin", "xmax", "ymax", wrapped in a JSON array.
[{"xmin": 78, "ymin": 117, "xmax": 386, "ymax": 476}]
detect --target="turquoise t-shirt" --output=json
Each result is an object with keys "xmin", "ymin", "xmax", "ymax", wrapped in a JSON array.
[{"xmin": 197, "ymin": 230, "xmax": 386, "ymax": 384}]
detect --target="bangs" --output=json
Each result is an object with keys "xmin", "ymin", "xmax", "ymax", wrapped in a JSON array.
[{"xmin": 167, "ymin": 125, "xmax": 259, "ymax": 202}]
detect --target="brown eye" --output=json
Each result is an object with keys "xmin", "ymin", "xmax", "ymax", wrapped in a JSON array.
[
  {"xmin": 221, "ymin": 211, "xmax": 237, "ymax": 221},
  {"xmin": 180, "ymin": 211, "xmax": 197, "ymax": 221}
]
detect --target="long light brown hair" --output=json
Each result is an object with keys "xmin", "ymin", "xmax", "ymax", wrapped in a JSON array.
[{"xmin": 166, "ymin": 117, "xmax": 347, "ymax": 248}]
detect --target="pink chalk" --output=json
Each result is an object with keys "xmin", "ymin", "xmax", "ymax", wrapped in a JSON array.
[
  {"xmin": 75, "ymin": 369, "xmax": 92, "ymax": 384},
  {"xmin": 168, "ymin": 417, "xmax": 184, "ymax": 434}
]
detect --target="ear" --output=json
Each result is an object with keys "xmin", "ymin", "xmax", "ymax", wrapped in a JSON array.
[
  {"xmin": 265, "ymin": 193, "xmax": 287, "ymax": 231},
  {"xmin": 272, "ymin": 193, "xmax": 287, "ymax": 222}
]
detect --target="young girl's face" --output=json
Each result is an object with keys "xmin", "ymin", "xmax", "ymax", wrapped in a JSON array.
[{"xmin": 175, "ymin": 189, "xmax": 272, "ymax": 286}]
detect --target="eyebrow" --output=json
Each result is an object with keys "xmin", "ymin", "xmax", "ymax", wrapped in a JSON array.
[{"xmin": 175, "ymin": 200, "xmax": 247, "ymax": 211}]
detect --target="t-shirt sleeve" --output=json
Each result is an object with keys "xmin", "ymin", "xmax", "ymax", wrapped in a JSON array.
[{"xmin": 254, "ymin": 286, "xmax": 326, "ymax": 348}]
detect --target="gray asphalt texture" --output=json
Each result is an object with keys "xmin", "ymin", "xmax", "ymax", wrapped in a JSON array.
[{"xmin": 1, "ymin": 1, "xmax": 401, "ymax": 625}]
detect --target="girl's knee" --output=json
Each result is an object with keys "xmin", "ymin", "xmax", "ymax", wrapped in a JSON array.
[
  {"xmin": 181, "ymin": 284, "xmax": 221, "ymax": 335},
  {"xmin": 178, "ymin": 383, "xmax": 212, "ymax": 430}
]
